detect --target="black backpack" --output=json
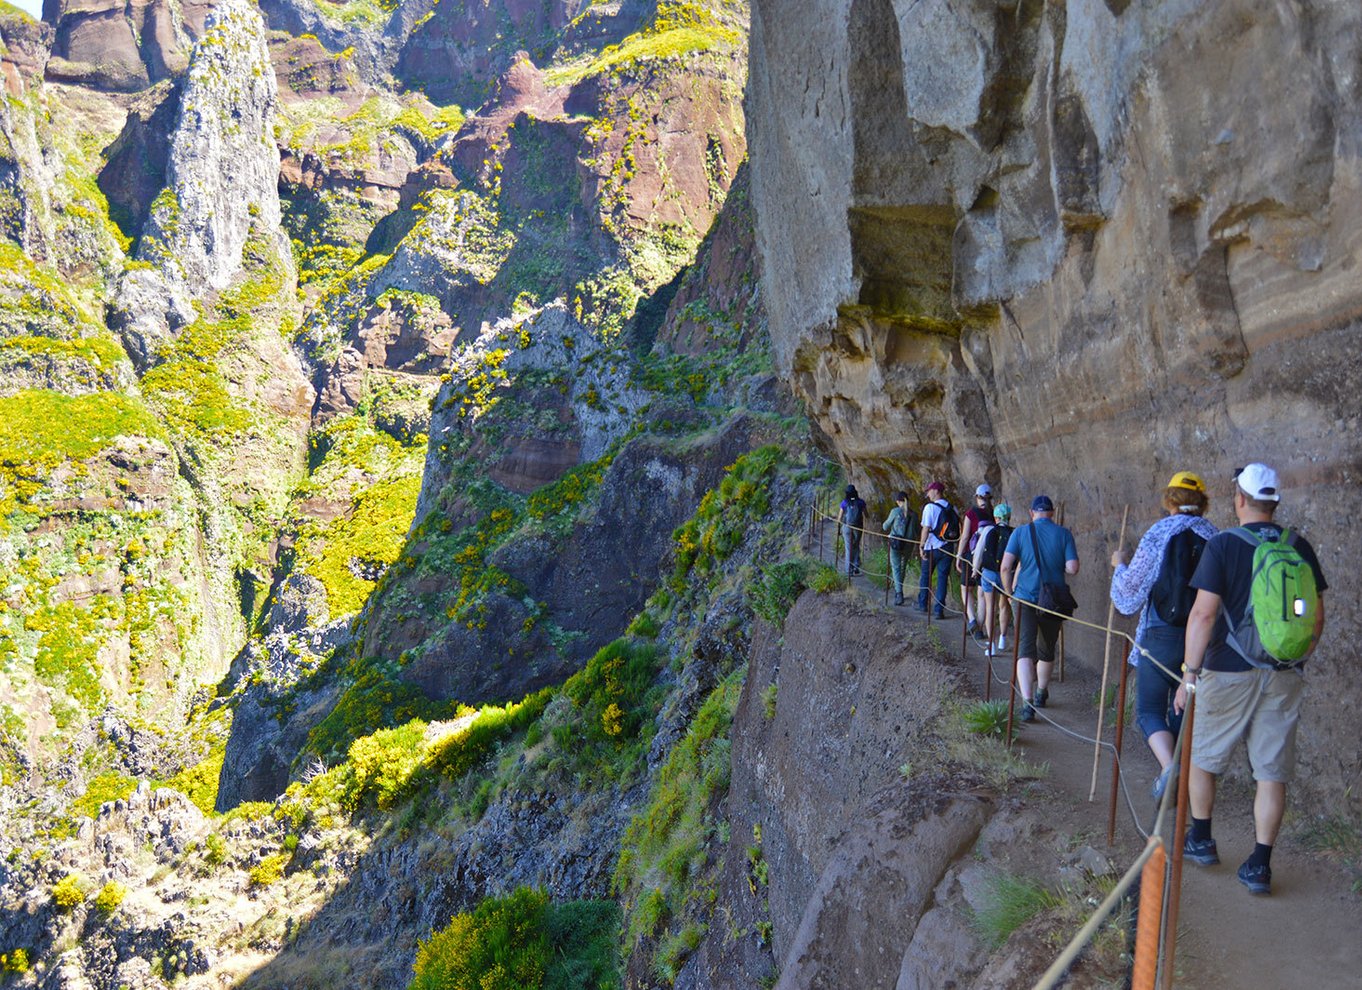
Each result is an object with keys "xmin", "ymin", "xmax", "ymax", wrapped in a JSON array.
[
  {"xmin": 845, "ymin": 498, "xmax": 865, "ymax": 528},
  {"xmin": 981, "ymin": 523, "xmax": 1013, "ymax": 572},
  {"xmin": 1150, "ymin": 527, "xmax": 1208, "ymax": 627},
  {"xmin": 931, "ymin": 500, "xmax": 961, "ymax": 543}
]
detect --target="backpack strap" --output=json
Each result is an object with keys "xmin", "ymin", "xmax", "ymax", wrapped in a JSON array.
[{"xmin": 1027, "ymin": 522, "xmax": 1057, "ymax": 586}]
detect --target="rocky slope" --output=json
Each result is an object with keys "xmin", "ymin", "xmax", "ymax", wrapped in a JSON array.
[{"xmin": 747, "ymin": 0, "xmax": 1361, "ymax": 817}]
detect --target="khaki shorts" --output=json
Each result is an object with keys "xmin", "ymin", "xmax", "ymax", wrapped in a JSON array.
[{"xmin": 1191, "ymin": 668, "xmax": 1305, "ymax": 782}]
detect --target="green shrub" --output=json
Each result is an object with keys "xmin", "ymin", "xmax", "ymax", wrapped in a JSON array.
[
  {"xmin": 248, "ymin": 853, "xmax": 289, "ymax": 888},
  {"xmin": 626, "ymin": 610, "xmax": 661, "ymax": 639},
  {"xmin": 747, "ymin": 559, "xmax": 809, "ymax": 625},
  {"xmin": 411, "ymin": 889, "xmax": 621, "ymax": 990},
  {"xmin": 337, "ymin": 719, "xmax": 429, "ymax": 810},
  {"xmin": 0, "ymin": 948, "xmax": 30, "ymax": 973},
  {"xmin": 51, "ymin": 874, "xmax": 86, "ymax": 910},
  {"xmin": 204, "ymin": 833, "xmax": 227, "ymax": 866},
  {"xmin": 972, "ymin": 873, "xmax": 1059, "ymax": 948},
  {"xmin": 562, "ymin": 639, "xmax": 660, "ymax": 747},
  {"xmin": 155, "ymin": 744, "xmax": 226, "ymax": 815},
  {"xmin": 670, "ymin": 447, "xmax": 783, "ymax": 594},
  {"xmin": 615, "ymin": 669, "xmax": 743, "ymax": 957},
  {"xmin": 808, "ymin": 564, "xmax": 842, "ymax": 593},
  {"xmin": 961, "ymin": 700, "xmax": 1012, "ymax": 740},
  {"xmin": 93, "ymin": 881, "xmax": 126, "ymax": 914},
  {"xmin": 542, "ymin": 900, "xmax": 621, "ymax": 990},
  {"xmin": 426, "ymin": 689, "xmax": 552, "ymax": 782},
  {"xmin": 305, "ymin": 662, "xmax": 451, "ymax": 761},
  {"xmin": 411, "ymin": 887, "xmax": 551, "ymax": 990}
]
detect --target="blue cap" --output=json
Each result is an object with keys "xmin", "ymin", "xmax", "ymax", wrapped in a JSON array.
[{"xmin": 1031, "ymin": 495, "xmax": 1054, "ymax": 512}]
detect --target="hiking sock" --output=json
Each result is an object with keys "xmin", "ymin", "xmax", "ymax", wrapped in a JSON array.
[
  {"xmin": 1245, "ymin": 843, "xmax": 1273, "ymax": 869},
  {"xmin": 1190, "ymin": 817, "xmax": 1212, "ymax": 843}
]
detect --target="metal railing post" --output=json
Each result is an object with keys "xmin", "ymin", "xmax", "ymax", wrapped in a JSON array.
[
  {"xmin": 1162, "ymin": 692, "xmax": 1197, "ymax": 990},
  {"xmin": 1107, "ymin": 639, "xmax": 1131, "ymax": 845}
]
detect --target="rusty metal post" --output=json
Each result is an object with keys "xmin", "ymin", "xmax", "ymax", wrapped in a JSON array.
[
  {"xmin": 1132, "ymin": 840, "xmax": 1168, "ymax": 990},
  {"xmin": 820, "ymin": 496, "xmax": 827, "ymax": 564},
  {"xmin": 1107, "ymin": 639, "xmax": 1132, "ymax": 845},
  {"xmin": 1163, "ymin": 692, "xmax": 1197, "ymax": 990},
  {"xmin": 961, "ymin": 604, "xmax": 968, "ymax": 660}
]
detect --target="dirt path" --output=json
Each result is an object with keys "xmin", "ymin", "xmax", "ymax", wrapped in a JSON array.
[{"xmin": 832, "ymin": 558, "xmax": 1362, "ymax": 989}]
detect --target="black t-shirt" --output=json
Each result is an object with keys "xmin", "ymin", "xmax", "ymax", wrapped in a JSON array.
[{"xmin": 1190, "ymin": 521, "xmax": 1328, "ymax": 672}]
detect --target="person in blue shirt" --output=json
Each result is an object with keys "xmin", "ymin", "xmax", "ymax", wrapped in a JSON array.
[{"xmin": 999, "ymin": 495, "xmax": 1080, "ymax": 722}]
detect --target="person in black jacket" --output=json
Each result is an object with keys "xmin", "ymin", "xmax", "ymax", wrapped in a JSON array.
[{"xmin": 837, "ymin": 484, "xmax": 867, "ymax": 576}]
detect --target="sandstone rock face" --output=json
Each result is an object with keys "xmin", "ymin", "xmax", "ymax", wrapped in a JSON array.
[
  {"xmin": 749, "ymin": 0, "xmax": 1362, "ymax": 816},
  {"xmin": 43, "ymin": 0, "xmax": 199, "ymax": 92}
]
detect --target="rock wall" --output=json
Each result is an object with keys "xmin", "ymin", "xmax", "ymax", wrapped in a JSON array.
[{"xmin": 748, "ymin": 0, "xmax": 1362, "ymax": 817}]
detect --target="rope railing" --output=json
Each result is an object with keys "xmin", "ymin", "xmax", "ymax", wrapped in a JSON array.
[{"xmin": 807, "ymin": 492, "xmax": 1199, "ymax": 989}]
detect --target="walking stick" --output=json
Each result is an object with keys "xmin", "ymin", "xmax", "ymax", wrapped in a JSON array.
[{"xmin": 1090, "ymin": 504, "xmax": 1130, "ymax": 801}]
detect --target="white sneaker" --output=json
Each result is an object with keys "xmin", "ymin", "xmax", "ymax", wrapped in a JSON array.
[{"xmin": 996, "ymin": 635, "xmax": 1007, "ymax": 651}]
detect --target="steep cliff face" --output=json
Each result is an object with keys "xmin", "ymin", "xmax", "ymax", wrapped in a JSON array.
[{"xmin": 748, "ymin": 0, "xmax": 1362, "ymax": 815}]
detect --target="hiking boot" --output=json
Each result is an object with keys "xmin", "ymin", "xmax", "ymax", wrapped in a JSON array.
[
  {"xmin": 967, "ymin": 619, "xmax": 979, "ymax": 635},
  {"xmin": 933, "ymin": 609, "xmax": 945, "ymax": 620},
  {"xmin": 1019, "ymin": 702, "xmax": 1036, "ymax": 723},
  {"xmin": 894, "ymin": 594, "xmax": 904, "ymax": 606},
  {"xmin": 1237, "ymin": 861, "xmax": 1271, "ymax": 895},
  {"xmin": 1183, "ymin": 833, "xmax": 1219, "ymax": 866},
  {"xmin": 1152, "ymin": 763, "xmax": 1178, "ymax": 802},
  {"xmin": 1034, "ymin": 687, "xmax": 1049, "ymax": 709}
]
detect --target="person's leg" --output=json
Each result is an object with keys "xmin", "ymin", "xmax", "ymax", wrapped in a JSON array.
[
  {"xmin": 890, "ymin": 545, "xmax": 905, "ymax": 601},
  {"xmin": 842, "ymin": 525, "xmax": 852, "ymax": 574},
  {"xmin": 1254, "ymin": 781, "xmax": 1286, "ymax": 846},
  {"xmin": 1016, "ymin": 604, "xmax": 1038, "ymax": 705},
  {"xmin": 1034, "ymin": 615, "xmax": 1060, "ymax": 697},
  {"xmin": 933, "ymin": 550, "xmax": 949, "ymax": 614},
  {"xmin": 917, "ymin": 551, "xmax": 930, "ymax": 608},
  {"xmin": 1135, "ymin": 629, "xmax": 1183, "ymax": 769},
  {"xmin": 1189, "ymin": 765, "xmax": 1217, "ymax": 820},
  {"xmin": 982, "ymin": 588, "xmax": 996, "ymax": 648}
]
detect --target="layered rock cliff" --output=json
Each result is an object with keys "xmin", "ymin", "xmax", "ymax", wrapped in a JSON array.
[{"xmin": 748, "ymin": 0, "xmax": 1361, "ymax": 815}]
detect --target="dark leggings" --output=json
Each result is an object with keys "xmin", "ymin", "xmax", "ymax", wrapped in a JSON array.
[{"xmin": 1135, "ymin": 624, "xmax": 1185, "ymax": 742}]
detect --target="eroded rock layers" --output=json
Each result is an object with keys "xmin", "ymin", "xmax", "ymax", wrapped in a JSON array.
[{"xmin": 748, "ymin": 0, "xmax": 1362, "ymax": 813}]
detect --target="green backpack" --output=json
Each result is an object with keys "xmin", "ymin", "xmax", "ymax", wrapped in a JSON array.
[{"xmin": 1225, "ymin": 527, "xmax": 1319, "ymax": 668}]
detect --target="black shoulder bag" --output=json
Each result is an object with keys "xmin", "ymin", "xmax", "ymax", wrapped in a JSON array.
[{"xmin": 1029, "ymin": 523, "xmax": 1077, "ymax": 619}]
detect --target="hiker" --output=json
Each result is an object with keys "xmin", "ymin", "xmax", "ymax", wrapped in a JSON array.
[
  {"xmin": 1000, "ymin": 495, "xmax": 1079, "ymax": 722},
  {"xmin": 1176, "ymin": 463, "xmax": 1327, "ymax": 896},
  {"xmin": 917, "ymin": 481, "xmax": 955, "ymax": 618},
  {"xmin": 957, "ymin": 484, "xmax": 994, "ymax": 638},
  {"xmin": 882, "ymin": 490, "xmax": 913, "ymax": 605},
  {"xmin": 975, "ymin": 502, "xmax": 1013, "ymax": 657},
  {"xmin": 838, "ymin": 484, "xmax": 867, "ymax": 576},
  {"xmin": 1109, "ymin": 471, "xmax": 1218, "ymax": 801}
]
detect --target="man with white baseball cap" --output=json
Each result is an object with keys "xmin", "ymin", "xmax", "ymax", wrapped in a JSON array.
[{"xmin": 1176, "ymin": 462, "xmax": 1328, "ymax": 896}]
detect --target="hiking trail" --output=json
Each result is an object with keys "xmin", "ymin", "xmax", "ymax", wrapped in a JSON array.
[{"xmin": 835, "ymin": 559, "xmax": 1362, "ymax": 989}]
